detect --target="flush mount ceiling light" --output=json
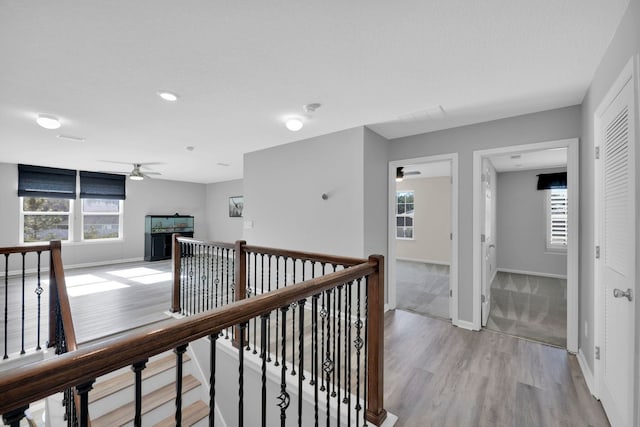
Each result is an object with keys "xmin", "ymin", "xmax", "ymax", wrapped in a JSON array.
[
  {"xmin": 36, "ymin": 114, "xmax": 61, "ymax": 130},
  {"xmin": 157, "ymin": 91, "xmax": 179, "ymax": 102},
  {"xmin": 285, "ymin": 118, "xmax": 303, "ymax": 132}
]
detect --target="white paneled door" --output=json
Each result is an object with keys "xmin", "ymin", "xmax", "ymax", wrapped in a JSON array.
[
  {"xmin": 480, "ymin": 159, "xmax": 494, "ymax": 327},
  {"xmin": 596, "ymin": 61, "xmax": 636, "ymax": 427}
]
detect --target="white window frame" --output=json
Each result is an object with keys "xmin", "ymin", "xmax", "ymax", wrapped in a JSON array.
[
  {"xmin": 396, "ymin": 190, "xmax": 415, "ymax": 240},
  {"xmin": 81, "ymin": 199, "xmax": 124, "ymax": 241},
  {"xmin": 20, "ymin": 197, "xmax": 74, "ymax": 244},
  {"xmin": 546, "ymin": 188, "xmax": 568, "ymax": 252}
]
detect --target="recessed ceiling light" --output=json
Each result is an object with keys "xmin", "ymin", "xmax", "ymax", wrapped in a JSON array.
[
  {"xmin": 36, "ymin": 114, "xmax": 61, "ymax": 130},
  {"xmin": 217, "ymin": 162, "xmax": 230, "ymax": 167},
  {"xmin": 285, "ymin": 118, "xmax": 303, "ymax": 132},
  {"xmin": 158, "ymin": 91, "xmax": 179, "ymax": 102}
]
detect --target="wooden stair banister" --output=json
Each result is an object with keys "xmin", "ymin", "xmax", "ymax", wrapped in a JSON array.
[{"xmin": 0, "ymin": 260, "xmax": 380, "ymax": 416}]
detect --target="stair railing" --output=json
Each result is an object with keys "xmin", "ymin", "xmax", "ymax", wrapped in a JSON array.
[
  {"xmin": 172, "ymin": 235, "xmax": 387, "ymax": 425},
  {"xmin": 0, "ymin": 240, "xmax": 81, "ymax": 427},
  {"xmin": 1, "ymin": 243, "xmax": 387, "ymax": 426}
]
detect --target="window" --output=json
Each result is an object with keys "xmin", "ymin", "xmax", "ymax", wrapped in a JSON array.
[
  {"xmin": 21, "ymin": 197, "xmax": 73, "ymax": 242},
  {"xmin": 396, "ymin": 191, "xmax": 414, "ymax": 239},
  {"xmin": 82, "ymin": 199, "xmax": 123, "ymax": 240},
  {"xmin": 547, "ymin": 188, "xmax": 568, "ymax": 251}
]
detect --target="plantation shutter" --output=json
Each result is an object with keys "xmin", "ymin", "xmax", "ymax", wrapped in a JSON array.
[{"xmin": 548, "ymin": 189, "xmax": 568, "ymax": 247}]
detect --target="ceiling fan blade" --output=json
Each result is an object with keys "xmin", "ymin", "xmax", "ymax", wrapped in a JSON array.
[
  {"xmin": 137, "ymin": 162, "xmax": 164, "ymax": 167},
  {"xmin": 99, "ymin": 170, "xmax": 129, "ymax": 175},
  {"xmin": 143, "ymin": 172, "xmax": 162, "ymax": 175},
  {"xmin": 404, "ymin": 171, "xmax": 421, "ymax": 176},
  {"xmin": 100, "ymin": 160, "xmax": 135, "ymax": 165}
]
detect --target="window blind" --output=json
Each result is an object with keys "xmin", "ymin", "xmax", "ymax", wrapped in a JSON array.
[
  {"xmin": 79, "ymin": 171, "xmax": 126, "ymax": 200},
  {"xmin": 18, "ymin": 164, "xmax": 77, "ymax": 199}
]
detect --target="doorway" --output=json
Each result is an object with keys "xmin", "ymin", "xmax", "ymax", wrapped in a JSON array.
[
  {"xmin": 388, "ymin": 154, "xmax": 459, "ymax": 324},
  {"xmin": 473, "ymin": 139, "xmax": 579, "ymax": 353}
]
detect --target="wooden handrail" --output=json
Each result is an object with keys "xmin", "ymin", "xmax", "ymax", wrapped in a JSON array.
[
  {"xmin": 0, "ymin": 244, "xmax": 51, "ymax": 255},
  {"xmin": 0, "ymin": 261, "xmax": 378, "ymax": 415},
  {"xmin": 174, "ymin": 236, "xmax": 235, "ymax": 250}
]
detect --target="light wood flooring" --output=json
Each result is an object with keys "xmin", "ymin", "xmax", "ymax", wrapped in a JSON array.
[{"xmin": 2, "ymin": 261, "xmax": 609, "ymax": 426}]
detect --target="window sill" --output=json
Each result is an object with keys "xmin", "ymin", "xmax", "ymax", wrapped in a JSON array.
[
  {"xmin": 545, "ymin": 247, "xmax": 567, "ymax": 255},
  {"xmin": 396, "ymin": 238, "xmax": 415, "ymax": 241}
]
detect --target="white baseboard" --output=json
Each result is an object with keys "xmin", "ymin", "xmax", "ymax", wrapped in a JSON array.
[
  {"xmin": 454, "ymin": 319, "xmax": 478, "ymax": 331},
  {"xmin": 396, "ymin": 257, "xmax": 450, "ymax": 266},
  {"xmin": 577, "ymin": 348, "xmax": 598, "ymax": 398},
  {"xmin": 496, "ymin": 268, "xmax": 567, "ymax": 280}
]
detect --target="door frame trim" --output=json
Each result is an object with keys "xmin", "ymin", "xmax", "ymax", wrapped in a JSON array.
[
  {"xmin": 593, "ymin": 55, "xmax": 638, "ymax": 415},
  {"xmin": 472, "ymin": 138, "xmax": 579, "ymax": 352},
  {"xmin": 387, "ymin": 153, "xmax": 459, "ymax": 325}
]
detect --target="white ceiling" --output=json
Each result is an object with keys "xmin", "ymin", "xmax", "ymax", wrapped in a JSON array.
[
  {"xmin": 0, "ymin": 1, "xmax": 629, "ymax": 184},
  {"xmin": 489, "ymin": 148, "xmax": 567, "ymax": 172}
]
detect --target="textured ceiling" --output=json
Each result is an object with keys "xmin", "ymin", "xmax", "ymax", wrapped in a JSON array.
[{"xmin": 0, "ymin": 0, "xmax": 629, "ymax": 183}]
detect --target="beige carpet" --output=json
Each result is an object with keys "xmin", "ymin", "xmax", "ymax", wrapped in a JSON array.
[{"xmin": 396, "ymin": 260, "xmax": 450, "ymax": 319}]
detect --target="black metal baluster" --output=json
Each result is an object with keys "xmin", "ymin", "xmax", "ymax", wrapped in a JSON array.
[
  {"xmin": 267, "ymin": 255, "xmax": 272, "ymax": 362},
  {"xmin": 331, "ymin": 283, "xmax": 337, "ymax": 399},
  {"xmin": 355, "ymin": 278, "xmax": 363, "ymax": 426},
  {"xmin": 297, "ymin": 298, "xmax": 306, "ymax": 426},
  {"xmin": 274, "ymin": 257, "xmax": 280, "ymax": 367},
  {"xmin": 3, "ymin": 254, "xmax": 8, "ymax": 359},
  {"xmin": 312, "ymin": 293, "xmax": 319, "ymax": 427},
  {"xmin": 209, "ymin": 331, "xmax": 218, "ymax": 427},
  {"xmin": 246, "ymin": 255, "xmax": 252, "ymax": 352},
  {"xmin": 346, "ymin": 281, "xmax": 352, "ymax": 427},
  {"xmin": 260, "ymin": 314, "xmax": 268, "ymax": 427},
  {"xmin": 226, "ymin": 248, "xmax": 231, "ymax": 339},
  {"xmin": 278, "ymin": 306, "xmax": 290, "ymax": 427},
  {"xmin": 188, "ymin": 244, "xmax": 194, "ymax": 315},
  {"xmin": 238, "ymin": 322, "xmax": 247, "ymax": 427},
  {"xmin": 214, "ymin": 247, "xmax": 220, "ymax": 309},
  {"xmin": 20, "ymin": 252, "xmax": 26, "ymax": 355},
  {"xmin": 175, "ymin": 344, "xmax": 188, "ymax": 426},
  {"xmin": 34, "ymin": 251, "xmax": 43, "ymax": 351},
  {"xmin": 180, "ymin": 243, "xmax": 186, "ymax": 315},
  {"xmin": 253, "ymin": 253, "xmax": 258, "ymax": 354},
  {"xmin": 324, "ymin": 289, "xmax": 333, "ymax": 427},
  {"xmin": 336, "ymin": 285, "xmax": 343, "ymax": 426},
  {"xmin": 319, "ymin": 263, "xmax": 326, "ymax": 392},
  {"xmin": 132, "ymin": 360, "xmax": 147, "ymax": 427},
  {"xmin": 291, "ymin": 261, "xmax": 297, "ymax": 376},
  {"xmin": 77, "ymin": 380, "xmax": 94, "ymax": 427},
  {"xmin": 198, "ymin": 244, "xmax": 203, "ymax": 313},
  {"xmin": 2, "ymin": 405, "xmax": 28, "ymax": 427},
  {"xmin": 363, "ymin": 277, "xmax": 370, "ymax": 426}
]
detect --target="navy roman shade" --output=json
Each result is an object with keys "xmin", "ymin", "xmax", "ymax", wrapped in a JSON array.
[
  {"xmin": 536, "ymin": 172, "xmax": 567, "ymax": 190},
  {"xmin": 18, "ymin": 164, "xmax": 77, "ymax": 199},
  {"xmin": 79, "ymin": 171, "xmax": 126, "ymax": 200}
]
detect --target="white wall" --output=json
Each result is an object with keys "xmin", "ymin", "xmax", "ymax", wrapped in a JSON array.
[
  {"xmin": 205, "ymin": 179, "xmax": 244, "ymax": 243},
  {"xmin": 242, "ymin": 127, "xmax": 366, "ymax": 257},
  {"xmin": 579, "ymin": 0, "xmax": 640, "ymax": 411},
  {"xmin": 388, "ymin": 105, "xmax": 581, "ymax": 323},
  {"xmin": 0, "ymin": 162, "xmax": 207, "ymax": 270},
  {"xmin": 496, "ymin": 167, "xmax": 567, "ymax": 277},
  {"xmin": 395, "ymin": 176, "xmax": 451, "ymax": 264}
]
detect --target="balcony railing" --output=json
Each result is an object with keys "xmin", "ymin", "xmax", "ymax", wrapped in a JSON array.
[{"xmin": 0, "ymin": 237, "xmax": 387, "ymax": 426}]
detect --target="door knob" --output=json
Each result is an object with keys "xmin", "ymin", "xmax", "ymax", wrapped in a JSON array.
[{"xmin": 613, "ymin": 288, "xmax": 633, "ymax": 301}]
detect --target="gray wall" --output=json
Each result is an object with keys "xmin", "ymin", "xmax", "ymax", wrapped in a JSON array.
[
  {"xmin": 205, "ymin": 179, "xmax": 244, "ymax": 243},
  {"xmin": 579, "ymin": 0, "xmax": 640, "ymax": 413},
  {"xmin": 363, "ymin": 127, "xmax": 389, "ymax": 260},
  {"xmin": 496, "ymin": 168, "xmax": 567, "ymax": 277},
  {"xmin": 243, "ymin": 127, "xmax": 366, "ymax": 257},
  {"xmin": 0, "ymin": 162, "xmax": 207, "ymax": 270},
  {"xmin": 395, "ymin": 176, "xmax": 451, "ymax": 264},
  {"xmin": 388, "ymin": 105, "xmax": 581, "ymax": 323}
]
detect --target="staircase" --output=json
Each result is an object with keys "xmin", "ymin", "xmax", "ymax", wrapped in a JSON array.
[{"xmin": 89, "ymin": 352, "xmax": 209, "ymax": 426}]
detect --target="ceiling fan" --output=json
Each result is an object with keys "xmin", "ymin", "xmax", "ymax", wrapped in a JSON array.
[
  {"xmin": 101, "ymin": 161, "xmax": 163, "ymax": 180},
  {"xmin": 396, "ymin": 166, "xmax": 421, "ymax": 182}
]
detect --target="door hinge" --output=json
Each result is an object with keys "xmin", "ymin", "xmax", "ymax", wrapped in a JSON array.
[
  {"xmin": 450, "ymin": 289, "xmax": 453, "ymax": 297},
  {"xmin": 481, "ymin": 294, "xmax": 486, "ymax": 303},
  {"xmin": 595, "ymin": 346, "xmax": 600, "ymax": 360},
  {"xmin": 481, "ymin": 234, "xmax": 486, "ymax": 243},
  {"xmin": 595, "ymin": 146, "xmax": 600, "ymax": 159},
  {"xmin": 595, "ymin": 245, "xmax": 600, "ymax": 259},
  {"xmin": 450, "ymin": 232, "xmax": 453, "ymax": 240},
  {"xmin": 481, "ymin": 173, "xmax": 487, "ymax": 183}
]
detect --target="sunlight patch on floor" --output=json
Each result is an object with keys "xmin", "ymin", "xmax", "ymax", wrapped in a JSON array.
[
  {"xmin": 65, "ymin": 274, "xmax": 105, "ymax": 287},
  {"xmin": 131, "ymin": 272, "xmax": 172, "ymax": 285},
  {"xmin": 66, "ymin": 281, "xmax": 129, "ymax": 297},
  {"xmin": 107, "ymin": 267, "xmax": 163, "ymax": 278}
]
